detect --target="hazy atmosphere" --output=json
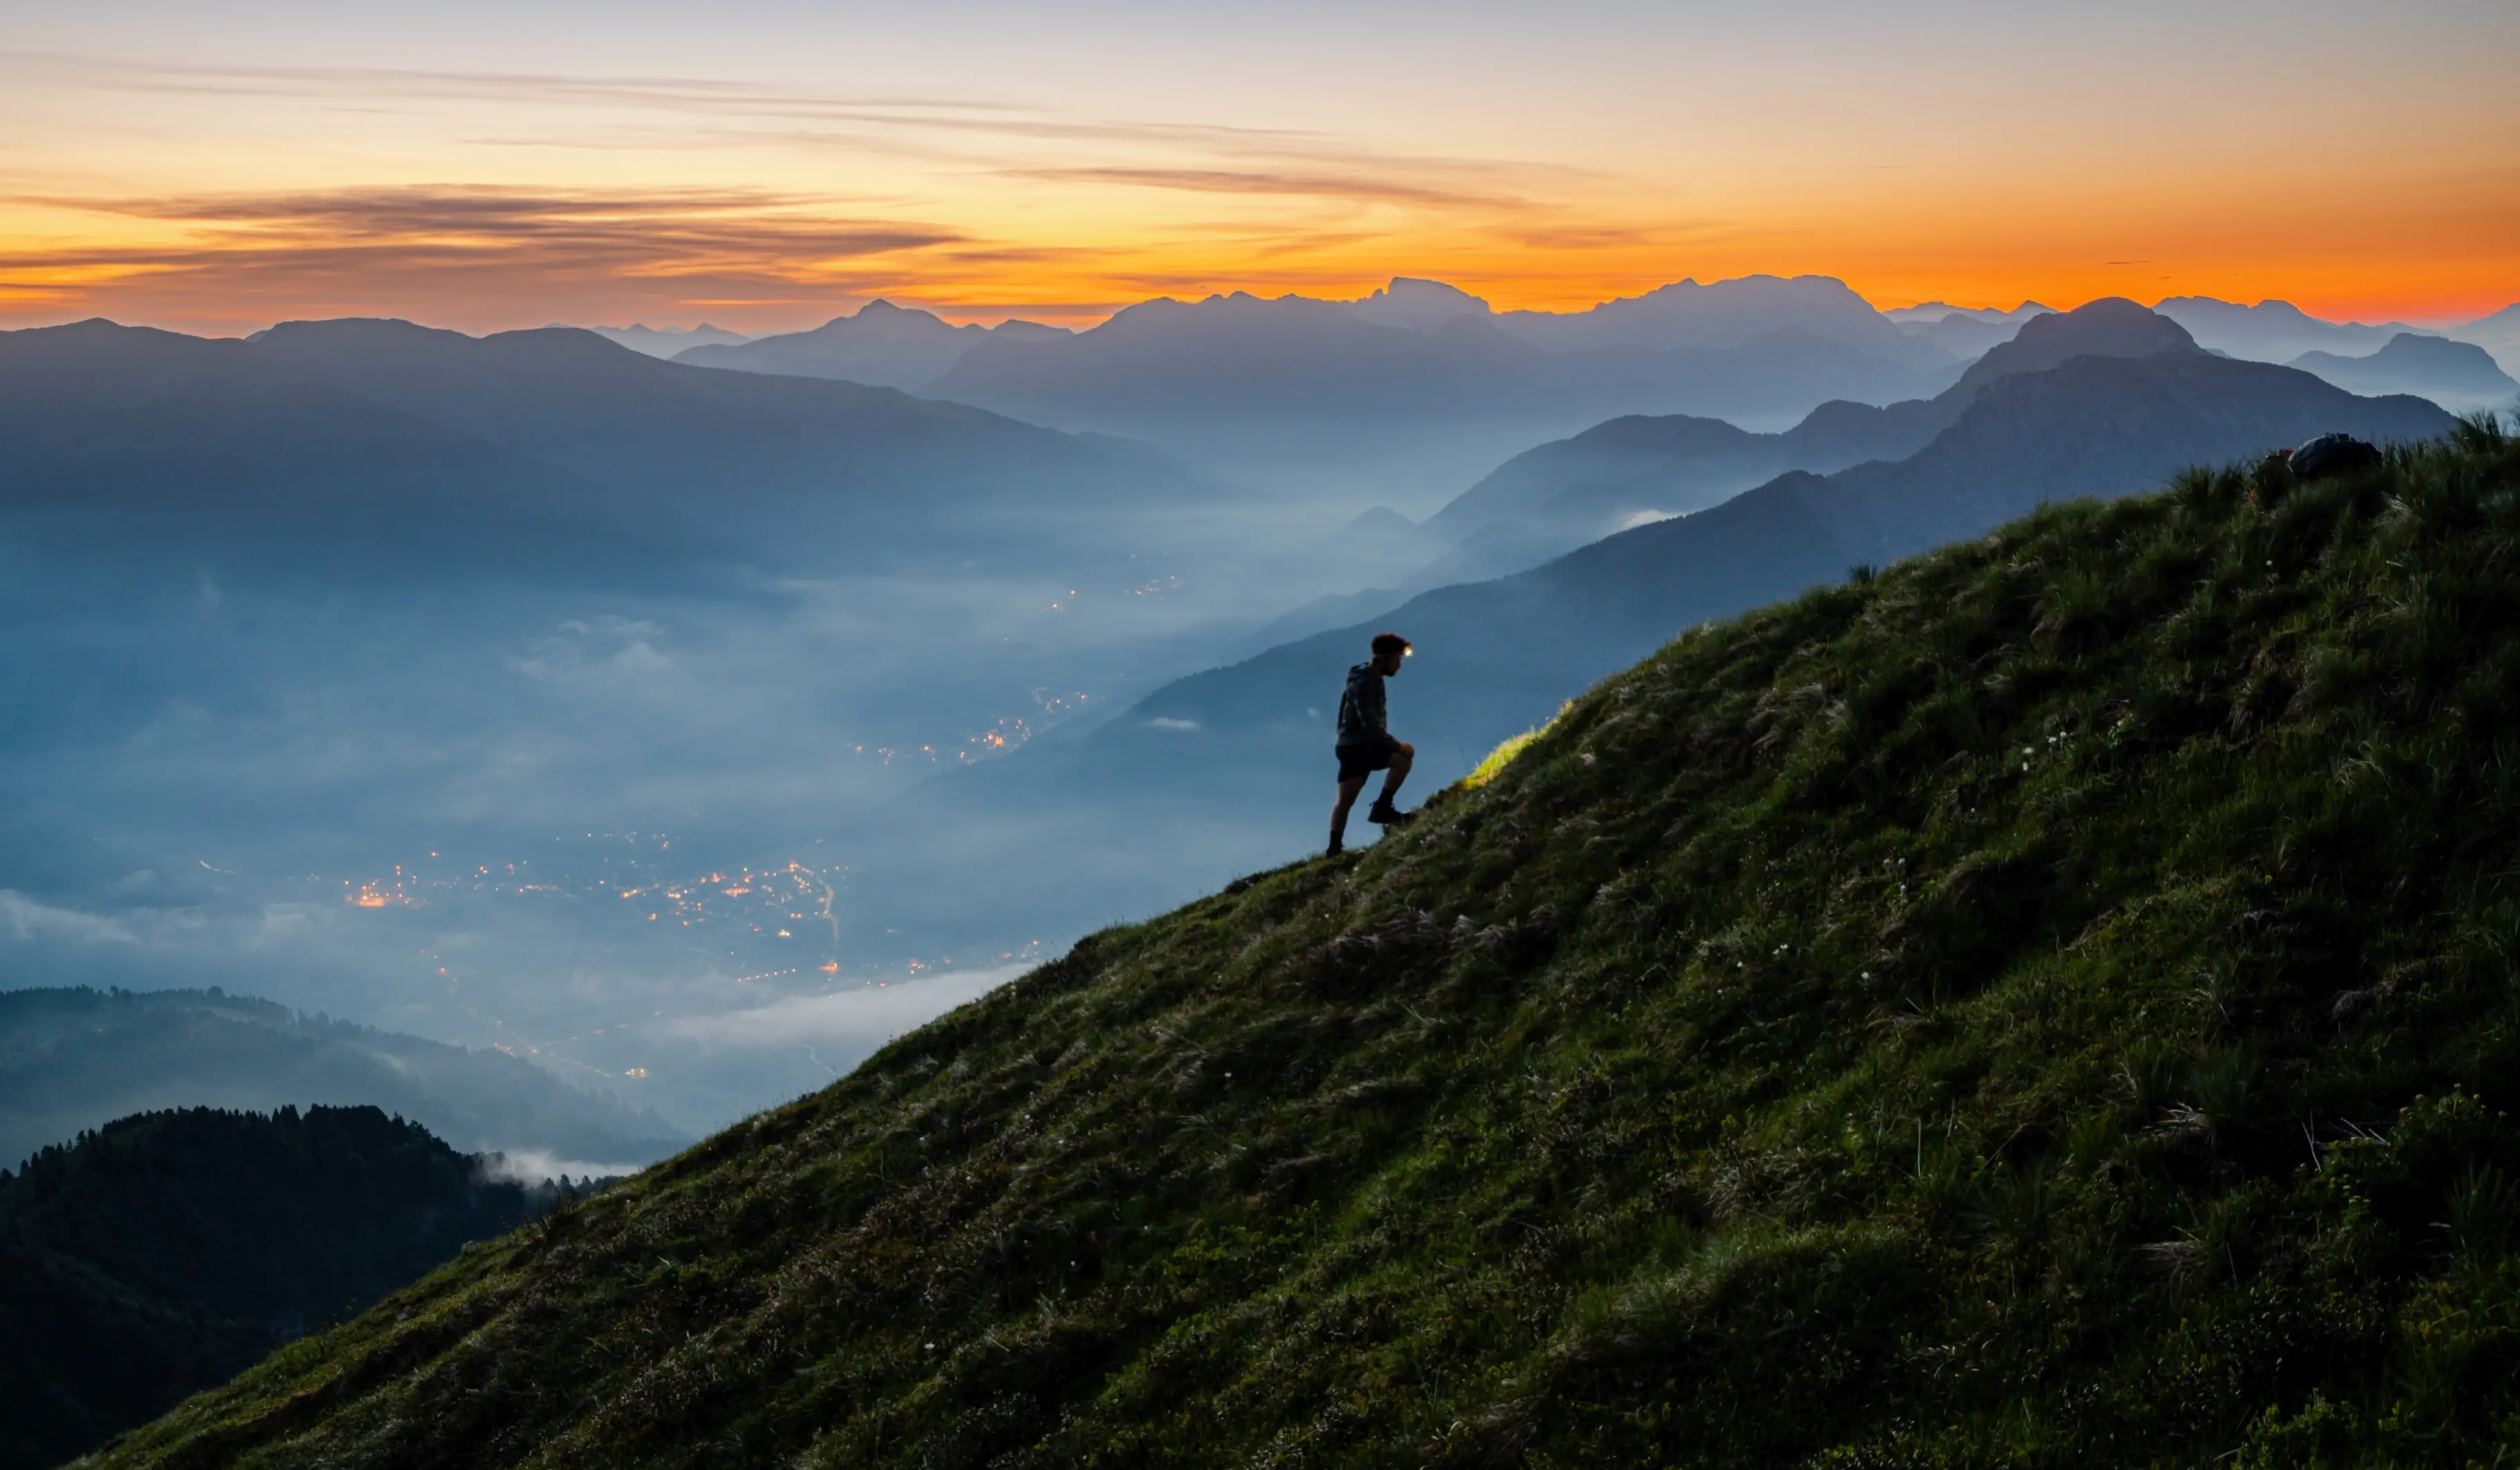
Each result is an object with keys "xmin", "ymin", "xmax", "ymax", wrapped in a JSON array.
[
  {"xmin": 8, "ymin": 3, "xmax": 2520, "ymax": 1465},
  {"xmin": 2, "ymin": 2, "xmax": 2516, "ymax": 1145}
]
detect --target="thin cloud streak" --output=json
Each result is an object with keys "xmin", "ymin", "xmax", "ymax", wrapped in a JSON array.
[
  {"xmin": 0, "ymin": 49, "xmax": 1611, "ymax": 331},
  {"xmin": 1011, "ymin": 167, "xmax": 1522, "ymax": 212},
  {"xmin": 1, "ymin": 49, "xmax": 1587, "ymax": 192},
  {"xmin": 0, "ymin": 185, "xmax": 968, "ymax": 319}
]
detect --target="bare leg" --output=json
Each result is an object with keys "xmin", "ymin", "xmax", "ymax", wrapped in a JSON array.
[
  {"xmin": 1376, "ymin": 743, "xmax": 1415, "ymax": 806},
  {"xmin": 1330, "ymin": 775, "xmax": 1369, "ymax": 847}
]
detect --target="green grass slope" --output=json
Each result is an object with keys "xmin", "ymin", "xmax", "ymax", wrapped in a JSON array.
[{"xmin": 91, "ymin": 424, "xmax": 2520, "ymax": 1468}]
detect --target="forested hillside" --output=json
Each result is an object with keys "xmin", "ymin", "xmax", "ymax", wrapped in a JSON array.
[
  {"xmin": 0, "ymin": 987, "xmax": 687, "ymax": 1171},
  {"xmin": 2, "ymin": 1106, "xmax": 561, "ymax": 1470},
  {"xmin": 92, "ymin": 424, "xmax": 2520, "ymax": 1467}
]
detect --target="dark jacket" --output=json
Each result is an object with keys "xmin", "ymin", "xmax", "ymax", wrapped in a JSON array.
[{"xmin": 1335, "ymin": 662, "xmax": 1390, "ymax": 750}]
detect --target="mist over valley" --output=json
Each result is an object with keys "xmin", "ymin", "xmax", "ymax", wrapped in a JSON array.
[{"xmin": 1, "ymin": 283, "xmax": 2505, "ymax": 1148}]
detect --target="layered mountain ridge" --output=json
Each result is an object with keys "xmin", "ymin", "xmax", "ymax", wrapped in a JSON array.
[{"xmin": 0, "ymin": 317, "xmax": 1214, "ymax": 580}]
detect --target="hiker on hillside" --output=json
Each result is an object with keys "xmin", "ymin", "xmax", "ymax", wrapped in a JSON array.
[{"xmin": 1329, "ymin": 631, "xmax": 1416, "ymax": 855}]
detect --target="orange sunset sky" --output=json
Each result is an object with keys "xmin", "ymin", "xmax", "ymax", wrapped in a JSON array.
[{"xmin": 3, "ymin": 0, "xmax": 2514, "ymax": 336}]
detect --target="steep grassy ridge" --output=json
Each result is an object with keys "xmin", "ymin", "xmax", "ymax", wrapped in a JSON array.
[{"xmin": 97, "ymin": 425, "xmax": 2520, "ymax": 1467}]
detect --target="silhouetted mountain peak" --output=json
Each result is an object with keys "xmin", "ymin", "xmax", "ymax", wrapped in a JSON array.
[
  {"xmin": 1493, "ymin": 272, "xmax": 1940, "ymax": 364},
  {"xmin": 671, "ymin": 300, "xmax": 1002, "ymax": 388},
  {"xmin": 825, "ymin": 299, "xmax": 963, "ymax": 333},
  {"xmin": 252, "ymin": 319, "xmax": 675, "ymax": 395},
  {"xmin": 1067, "ymin": 288, "xmax": 1400, "ymax": 347},
  {"xmin": 252, "ymin": 315, "xmax": 453, "ymax": 349},
  {"xmin": 2156, "ymin": 295, "xmax": 2324, "ymax": 326},
  {"xmin": 2366, "ymin": 332, "xmax": 2494, "ymax": 366},
  {"xmin": 2150, "ymin": 296, "xmax": 2419, "ymax": 364},
  {"xmin": 1951, "ymin": 297, "xmax": 2198, "ymax": 398},
  {"xmin": 1347, "ymin": 277, "xmax": 1493, "ymax": 332},
  {"xmin": 2286, "ymin": 331, "xmax": 2519, "ymax": 408}
]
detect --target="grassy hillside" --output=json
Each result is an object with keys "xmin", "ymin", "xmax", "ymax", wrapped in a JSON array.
[{"xmin": 93, "ymin": 422, "xmax": 2520, "ymax": 1467}]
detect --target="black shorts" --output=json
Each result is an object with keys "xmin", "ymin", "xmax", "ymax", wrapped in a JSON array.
[{"xmin": 1336, "ymin": 738, "xmax": 1398, "ymax": 783}]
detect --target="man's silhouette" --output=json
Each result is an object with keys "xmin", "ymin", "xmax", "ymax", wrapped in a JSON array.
[{"xmin": 1329, "ymin": 631, "xmax": 1415, "ymax": 855}]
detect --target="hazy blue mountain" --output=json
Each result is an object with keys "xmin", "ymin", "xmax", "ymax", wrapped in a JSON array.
[
  {"xmin": 1409, "ymin": 298, "xmax": 2188, "ymax": 580},
  {"xmin": 1892, "ymin": 302, "xmax": 2055, "ymax": 358},
  {"xmin": 1882, "ymin": 300, "xmax": 2053, "ymax": 324},
  {"xmin": 926, "ymin": 293, "xmax": 1556, "ymax": 499},
  {"xmin": 584, "ymin": 323, "xmax": 752, "ymax": 358},
  {"xmin": 672, "ymin": 300, "xmax": 1070, "ymax": 389},
  {"xmin": 1, "ymin": 317, "xmax": 1215, "ymax": 577},
  {"xmin": 0, "ymin": 987, "xmax": 688, "ymax": 1171},
  {"xmin": 2452, "ymin": 303, "xmax": 2520, "ymax": 378},
  {"xmin": 245, "ymin": 318, "xmax": 1206, "ymax": 543},
  {"xmin": 1491, "ymin": 273, "xmax": 1943, "ymax": 367},
  {"xmin": 0, "ymin": 319, "xmax": 664, "ymax": 577},
  {"xmin": 925, "ymin": 286, "xmax": 1950, "ymax": 500},
  {"xmin": 2153, "ymin": 296, "xmax": 2420, "ymax": 363},
  {"xmin": 0, "ymin": 1104, "xmax": 561, "ymax": 1470},
  {"xmin": 1345, "ymin": 277, "xmax": 1494, "ymax": 333},
  {"xmin": 837, "ymin": 304, "xmax": 2456, "ymax": 956},
  {"xmin": 2291, "ymin": 332, "xmax": 2520, "ymax": 413}
]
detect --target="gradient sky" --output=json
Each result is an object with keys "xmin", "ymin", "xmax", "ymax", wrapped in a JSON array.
[{"xmin": 3, "ymin": 0, "xmax": 2514, "ymax": 335}]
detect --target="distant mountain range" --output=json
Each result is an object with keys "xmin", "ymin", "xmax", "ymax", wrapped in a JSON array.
[
  {"xmin": 0, "ymin": 1104, "xmax": 558, "ymax": 1470},
  {"xmin": 584, "ymin": 323, "xmax": 753, "ymax": 358},
  {"xmin": 2152, "ymin": 296, "xmax": 2420, "ymax": 362},
  {"xmin": 675, "ymin": 301, "xmax": 1070, "ymax": 389},
  {"xmin": 920, "ymin": 277, "xmax": 1955, "ymax": 500},
  {"xmin": 2288, "ymin": 333, "xmax": 2517, "ymax": 413},
  {"xmin": 2456, "ymin": 304, "xmax": 2520, "ymax": 377},
  {"xmin": 0, "ymin": 987, "xmax": 688, "ymax": 1171},
  {"xmin": 1406, "ymin": 300, "xmax": 2203, "ymax": 584},
  {"xmin": 1887, "ymin": 301, "xmax": 2056, "ymax": 358},
  {"xmin": 644, "ymin": 279, "xmax": 2513, "ymax": 509},
  {"xmin": 0, "ymin": 317, "xmax": 1215, "ymax": 579},
  {"xmin": 2156, "ymin": 297, "xmax": 2520, "ymax": 386},
  {"xmin": 838, "ymin": 301, "xmax": 2459, "ymax": 954}
]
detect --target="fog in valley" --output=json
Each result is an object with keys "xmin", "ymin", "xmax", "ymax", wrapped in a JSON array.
[
  {"xmin": 0, "ymin": 463, "xmax": 1402, "ymax": 1135},
  {"xmin": 3, "ymin": 283, "xmax": 2505, "ymax": 1147}
]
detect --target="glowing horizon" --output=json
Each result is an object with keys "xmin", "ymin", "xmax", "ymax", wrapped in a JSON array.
[{"xmin": 3, "ymin": 1, "xmax": 2513, "ymax": 338}]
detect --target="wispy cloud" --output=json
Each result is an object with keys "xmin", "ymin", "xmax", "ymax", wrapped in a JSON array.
[
  {"xmin": 18, "ymin": 184, "xmax": 959, "ymax": 262},
  {"xmin": 663, "ymin": 967, "xmax": 1025, "ymax": 1049},
  {"xmin": 0, "ymin": 50, "xmax": 1618, "ymax": 330},
  {"xmin": 1011, "ymin": 167, "xmax": 1520, "ymax": 211},
  {"xmin": 0, "ymin": 50, "xmax": 1356, "ymax": 162},
  {"xmin": 0, "ymin": 185, "xmax": 968, "ymax": 327},
  {"xmin": 0, "ymin": 890, "xmax": 138, "ymax": 945}
]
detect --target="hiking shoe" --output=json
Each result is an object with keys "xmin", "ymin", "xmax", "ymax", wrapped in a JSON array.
[
  {"xmin": 1367, "ymin": 802, "xmax": 1415, "ymax": 826},
  {"xmin": 1325, "ymin": 833, "xmax": 1345, "ymax": 857}
]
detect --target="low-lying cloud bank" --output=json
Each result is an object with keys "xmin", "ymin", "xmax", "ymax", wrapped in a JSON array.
[{"xmin": 662, "ymin": 965, "xmax": 1029, "ymax": 1050}]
